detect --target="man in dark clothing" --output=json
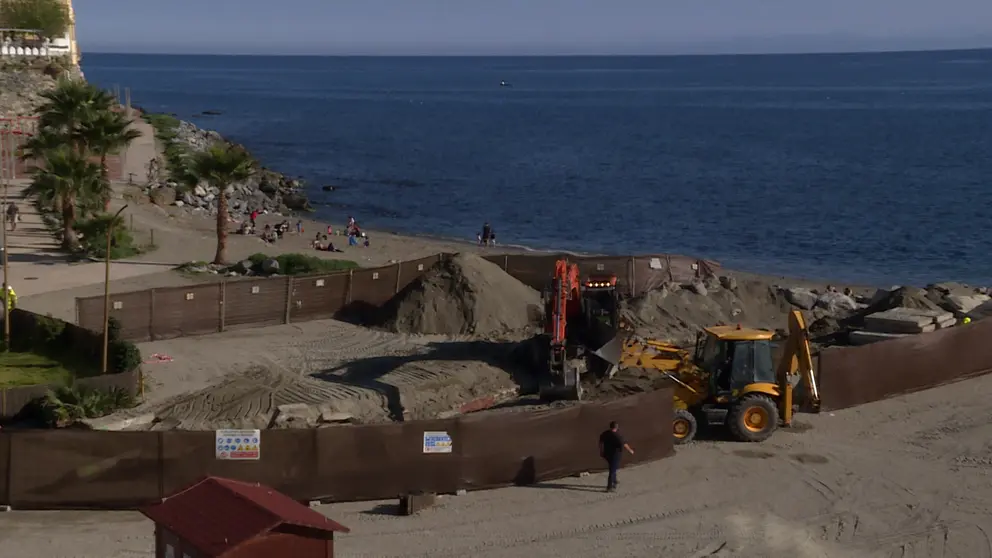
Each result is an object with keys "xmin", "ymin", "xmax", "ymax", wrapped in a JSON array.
[
  {"xmin": 481, "ymin": 222, "xmax": 492, "ymax": 247},
  {"xmin": 599, "ymin": 421, "xmax": 634, "ymax": 492}
]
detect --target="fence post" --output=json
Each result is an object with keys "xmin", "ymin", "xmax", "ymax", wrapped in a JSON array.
[
  {"xmin": 284, "ymin": 277, "xmax": 293, "ymax": 324},
  {"xmin": 503, "ymin": 255, "xmax": 508, "ymax": 271},
  {"xmin": 157, "ymin": 431, "xmax": 166, "ymax": 501},
  {"xmin": 394, "ymin": 261, "xmax": 402, "ymax": 294},
  {"xmin": 628, "ymin": 257, "xmax": 635, "ymax": 297},
  {"xmin": 218, "ymin": 282, "xmax": 226, "ymax": 333},
  {"xmin": 74, "ymin": 297, "xmax": 80, "ymax": 326},
  {"xmin": 345, "ymin": 269, "xmax": 354, "ymax": 305},
  {"xmin": 149, "ymin": 289, "xmax": 157, "ymax": 341}
]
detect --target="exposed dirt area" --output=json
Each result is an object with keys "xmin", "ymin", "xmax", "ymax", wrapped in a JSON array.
[
  {"xmin": 378, "ymin": 253, "xmax": 542, "ymax": 336},
  {"xmin": 622, "ymin": 276, "xmax": 815, "ymax": 346},
  {"xmin": 12, "ymin": 372, "xmax": 992, "ymax": 557},
  {"xmin": 129, "ymin": 320, "xmax": 529, "ymax": 429}
]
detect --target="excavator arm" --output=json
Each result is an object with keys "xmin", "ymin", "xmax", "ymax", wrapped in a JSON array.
[
  {"xmin": 777, "ymin": 310, "xmax": 820, "ymax": 426},
  {"xmin": 542, "ymin": 259, "xmax": 583, "ymax": 400}
]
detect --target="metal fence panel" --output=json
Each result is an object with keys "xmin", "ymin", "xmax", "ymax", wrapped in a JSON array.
[
  {"xmin": 349, "ymin": 265, "xmax": 400, "ymax": 307},
  {"xmin": 224, "ymin": 276, "xmax": 289, "ymax": 329},
  {"xmin": 77, "ymin": 290, "xmax": 152, "ymax": 341},
  {"xmin": 290, "ymin": 273, "xmax": 350, "ymax": 322},
  {"xmin": 819, "ymin": 318, "xmax": 992, "ymax": 411},
  {"xmin": 161, "ymin": 430, "xmax": 318, "ymax": 501},
  {"xmin": 152, "ymin": 285, "xmax": 221, "ymax": 340},
  {"xmin": 7, "ymin": 432, "xmax": 161, "ymax": 509}
]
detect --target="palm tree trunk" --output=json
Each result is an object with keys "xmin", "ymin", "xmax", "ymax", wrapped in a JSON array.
[
  {"xmin": 61, "ymin": 193, "xmax": 79, "ymax": 251},
  {"xmin": 213, "ymin": 189, "xmax": 228, "ymax": 265}
]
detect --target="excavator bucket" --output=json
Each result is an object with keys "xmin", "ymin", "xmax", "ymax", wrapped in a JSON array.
[{"xmin": 591, "ymin": 335, "xmax": 623, "ymax": 366}]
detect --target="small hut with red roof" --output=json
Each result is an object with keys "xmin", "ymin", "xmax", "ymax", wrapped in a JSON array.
[{"xmin": 141, "ymin": 476, "xmax": 349, "ymax": 558}]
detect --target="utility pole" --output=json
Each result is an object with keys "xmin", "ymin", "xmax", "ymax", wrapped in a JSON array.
[
  {"xmin": 1, "ymin": 127, "xmax": 10, "ymax": 348},
  {"xmin": 102, "ymin": 205, "xmax": 128, "ymax": 373}
]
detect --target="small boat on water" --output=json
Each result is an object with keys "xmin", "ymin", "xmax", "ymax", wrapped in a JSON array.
[{"xmin": 500, "ymin": 80, "xmax": 512, "ymax": 87}]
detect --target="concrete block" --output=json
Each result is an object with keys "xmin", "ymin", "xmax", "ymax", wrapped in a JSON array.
[
  {"xmin": 864, "ymin": 310, "xmax": 941, "ymax": 334},
  {"xmin": 400, "ymin": 492, "xmax": 437, "ymax": 515},
  {"xmin": 849, "ymin": 330, "xmax": 911, "ymax": 346}
]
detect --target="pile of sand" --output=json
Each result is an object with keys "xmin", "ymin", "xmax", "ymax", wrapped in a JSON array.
[
  {"xmin": 620, "ymin": 277, "xmax": 794, "ymax": 346},
  {"xmin": 378, "ymin": 253, "xmax": 542, "ymax": 336}
]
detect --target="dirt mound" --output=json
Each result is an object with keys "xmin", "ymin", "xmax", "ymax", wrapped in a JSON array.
[
  {"xmin": 378, "ymin": 253, "xmax": 541, "ymax": 336},
  {"xmin": 621, "ymin": 277, "xmax": 794, "ymax": 346}
]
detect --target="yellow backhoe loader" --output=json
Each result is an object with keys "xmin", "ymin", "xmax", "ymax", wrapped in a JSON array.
[{"xmin": 594, "ymin": 310, "xmax": 820, "ymax": 444}]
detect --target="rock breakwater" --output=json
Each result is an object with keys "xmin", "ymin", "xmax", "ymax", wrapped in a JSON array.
[{"xmin": 143, "ymin": 115, "xmax": 312, "ymax": 220}]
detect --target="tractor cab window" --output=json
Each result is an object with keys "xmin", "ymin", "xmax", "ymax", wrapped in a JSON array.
[
  {"xmin": 728, "ymin": 341, "xmax": 756, "ymax": 390},
  {"xmin": 697, "ymin": 334, "xmax": 725, "ymax": 374},
  {"xmin": 752, "ymin": 340, "xmax": 776, "ymax": 384}
]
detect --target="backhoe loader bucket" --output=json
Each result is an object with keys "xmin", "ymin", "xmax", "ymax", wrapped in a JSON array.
[{"xmin": 591, "ymin": 335, "xmax": 623, "ymax": 367}]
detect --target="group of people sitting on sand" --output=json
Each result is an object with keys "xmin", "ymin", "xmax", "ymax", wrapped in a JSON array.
[
  {"xmin": 236, "ymin": 209, "xmax": 372, "ymax": 250},
  {"xmin": 312, "ymin": 215, "xmax": 370, "ymax": 250}
]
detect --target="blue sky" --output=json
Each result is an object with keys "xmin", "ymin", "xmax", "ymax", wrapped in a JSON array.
[{"xmin": 76, "ymin": 0, "xmax": 992, "ymax": 55}]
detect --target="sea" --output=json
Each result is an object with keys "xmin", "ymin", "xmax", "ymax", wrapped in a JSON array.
[{"xmin": 81, "ymin": 49, "xmax": 992, "ymax": 287}]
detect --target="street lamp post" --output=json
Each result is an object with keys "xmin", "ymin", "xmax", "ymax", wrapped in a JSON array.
[
  {"xmin": 101, "ymin": 205, "xmax": 128, "ymax": 374},
  {"xmin": 1, "ymin": 129, "xmax": 10, "ymax": 349}
]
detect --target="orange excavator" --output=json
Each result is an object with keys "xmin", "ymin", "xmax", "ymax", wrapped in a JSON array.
[{"xmin": 539, "ymin": 259, "xmax": 621, "ymax": 400}]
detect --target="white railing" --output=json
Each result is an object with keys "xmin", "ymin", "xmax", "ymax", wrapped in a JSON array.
[{"xmin": 0, "ymin": 29, "xmax": 72, "ymax": 58}]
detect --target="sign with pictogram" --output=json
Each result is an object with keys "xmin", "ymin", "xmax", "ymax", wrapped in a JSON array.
[{"xmin": 215, "ymin": 429, "xmax": 261, "ymax": 460}]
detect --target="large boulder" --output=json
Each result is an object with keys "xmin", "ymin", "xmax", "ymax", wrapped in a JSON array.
[
  {"xmin": 815, "ymin": 291, "xmax": 857, "ymax": 314},
  {"xmin": 783, "ymin": 287, "xmax": 818, "ymax": 310}
]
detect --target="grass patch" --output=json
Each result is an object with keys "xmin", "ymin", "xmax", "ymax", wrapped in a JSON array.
[
  {"xmin": 247, "ymin": 252, "xmax": 359, "ymax": 275},
  {"xmin": 0, "ymin": 350, "xmax": 96, "ymax": 388}
]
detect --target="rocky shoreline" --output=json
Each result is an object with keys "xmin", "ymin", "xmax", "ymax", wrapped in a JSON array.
[{"xmin": 143, "ymin": 115, "xmax": 313, "ymax": 221}]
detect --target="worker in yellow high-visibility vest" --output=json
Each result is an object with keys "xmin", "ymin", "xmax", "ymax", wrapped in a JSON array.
[{"xmin": 2, "ymin": 285, "xmax": 15, "ymax": 312}]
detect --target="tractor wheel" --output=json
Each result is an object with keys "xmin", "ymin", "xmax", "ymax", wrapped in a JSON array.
[
  {"xmin": 673, "ymin": 409, "xmax": 698, "ymax": 445},
  {"xmin": 727, "ymin": 394, "xmax": 779, "ymax": 443}
]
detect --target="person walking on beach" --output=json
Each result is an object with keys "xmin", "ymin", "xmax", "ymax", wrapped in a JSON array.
[
  {"xmin": 250, "ymin": 209, "xmax": 259, "ymax": 228},
  {"xmin": 599, "ymin": 421, "xmax": 634, "ymax": 492},
  {"xmin": 6, "ymin": 203, "xmax": 18, "ymax": 232},
  {"xmin": 481, "ymin": 222, "xmax": 492, "ymax": 247}
]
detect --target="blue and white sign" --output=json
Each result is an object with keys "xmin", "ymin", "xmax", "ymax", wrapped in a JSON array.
[
  {"xmin": 423, "ymin": 431, "xmax": 453, "ymax": 454},
  {"xmin": 215, "ymin": 429, "xmax": 261, "ymax": 460}
]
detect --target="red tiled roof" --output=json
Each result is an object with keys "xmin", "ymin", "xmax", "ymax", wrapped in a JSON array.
[{"xmin": 141, "ymin": 477, "xmax": 349, "ymax": 557}]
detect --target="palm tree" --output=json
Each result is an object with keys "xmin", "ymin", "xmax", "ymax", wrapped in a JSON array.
[
  {"xmin": 27, "ymin": 147, "xmax": 104, "ymax": 250},
  {"xmin": 79, "ymin": 110, "xmax": 141, "ymax": 182},
  {"xmin": 189, "ymin": 144, "xmax": 256, "ymax": 264},
  {"xmin": 35, "ymin": 79, "xmax": 115, "ymax": 153}
]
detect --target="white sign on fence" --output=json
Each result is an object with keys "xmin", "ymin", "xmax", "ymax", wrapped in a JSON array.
[
  {"xmin": 215, "ymin": 429, "xmax": 261, "ymax": 460},
  {"xmin": 423, "ymin": 431, "xmax": 453, "ymax": 454}
]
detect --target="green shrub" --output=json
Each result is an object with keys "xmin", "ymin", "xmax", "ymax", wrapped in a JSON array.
[
  {"xmin": 108, "ymin": 339, "xmax": 141, "ymax": 373},
  {"xmin": 75, "ymin": 213, "xmax": 140, "ymax": 259},
  {"xmin": 0, "ymin": 0, "xmax": 71, "ymax": 38},
  {"xmin": 34, "ymin": 313, "xmax": 65, "ymax": 347},
  {"xmin": 107, "ymin": 315, "xmax": 122, "ymax": 342},
  {"xmin": 27, "ymin": 385, "xmax": 136, "ymax": 428},
  {"xmin": 246, "ymin": 252, "xmax": 358, "ymax": 275}
]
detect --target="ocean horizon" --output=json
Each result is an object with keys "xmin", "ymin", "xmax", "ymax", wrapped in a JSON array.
[{"xmin": 82, "ymin": 49, "xmax": 992, "ymax": 287}]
